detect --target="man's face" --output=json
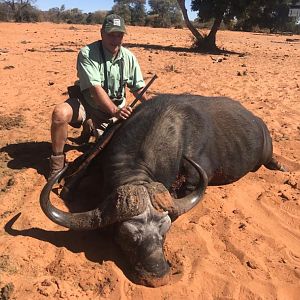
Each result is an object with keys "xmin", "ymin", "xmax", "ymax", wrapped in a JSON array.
[{"xmin": 101, "ymin": 31, "xmax": 124, "ymax": 55}]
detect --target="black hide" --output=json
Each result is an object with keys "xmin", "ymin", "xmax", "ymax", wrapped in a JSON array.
[{"xmin": 86, "ymin": 94, "xmax": 274, "ymax": 199}]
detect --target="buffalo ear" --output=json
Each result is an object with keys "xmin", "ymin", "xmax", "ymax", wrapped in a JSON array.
[
  {"xmin": 40, "ymin": 171, "xmax": 147, "ymax": 230},
  {"xmin": 145, "ymin": 157, "xmax": 208, "ymax": 220}
]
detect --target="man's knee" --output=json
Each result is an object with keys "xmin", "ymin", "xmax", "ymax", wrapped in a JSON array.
[{"xmin": 52, "ymin": 103, "xmax": 73, "ymax": 125}]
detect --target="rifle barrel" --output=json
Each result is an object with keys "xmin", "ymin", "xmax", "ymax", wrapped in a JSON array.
[{"xmin": 129, "ymin": 74, "xmax": 158, "ymax": 108}]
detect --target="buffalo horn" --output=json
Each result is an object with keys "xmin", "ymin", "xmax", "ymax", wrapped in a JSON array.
[
  {"xmin": 171, "ymin": 156, "xmax": 208, "ymax": 217},
  {"xmin": 40, "ymin": 168, "xmax": 146, "ymax": 230},
  {"xmin": 40, "ymin": 166, "xmax": 104, "ymax": 230}
]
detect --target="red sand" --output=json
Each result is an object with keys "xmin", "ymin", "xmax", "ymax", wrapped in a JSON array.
[{"xmin": 0, "ymin": 22, "xmax": 299, "ymax": 299}]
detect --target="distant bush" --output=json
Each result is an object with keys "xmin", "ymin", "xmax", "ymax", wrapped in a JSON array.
[
  {"xmin": 0, "ymin": 1, "xmax": 298, "ymax": 34},
  {"xmin": 0, "ymin": 3, "xmax": 13, "ymax": 21},
  {"xmin": 86, "ymin": 11, "xmax": 107, "ymax": 24},
  {"xmin": 21, "ymin": 6, "xmax": 42, "ymax": 22}
]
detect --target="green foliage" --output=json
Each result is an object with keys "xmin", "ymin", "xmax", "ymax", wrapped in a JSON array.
[
  {"xmin": 112, "ymin": 2, "xmax": 132, "ymax": 23},
  {"xmin": 234, "ymin": 0, "xmax": 299, "ymax": 33},
  {"xmin": 0, "ymin": 3, "xmax": 11, "ymax": 21},
  {"xmin": 0, "ymin": 0, "xmax": 37, "ymax": 21},
  {"xmin": 148, "ymin": 0, "xmax": 183, "ymax": 27},
  {"xmin": 112, "ymin": 0, "xmax": 147, "ymax": 25},
  {"xmin": 1, "ymin": 0, "xmax": 297, "ymax": 34},
  {"xmin": 191, "ymin": 0, "xmax": 299, "ymax": 33},
  {"xmin": 45, "ymin": 7, "xmax": 84, "ymax": 24},
  {"xmin": 131, "ymin": 2, "xmax": 146, "ymax": 25},
  {"xmin": 86, "ymin": 10, "xmax": 108, "ymax": 25},
  {"xmin": 179, "ymin": 0, "xmax": 299, "ymax": 51},
  {"xmin": 20, "ymin": 4, "xmax": 41, "ymax": 22},
  {"xmin": 46, "ymin": 7, "xmax": 62, "ymax": 23},
  {"xmin": 60, "ymin": 8, "xmax": 86, "ymax": 24}
]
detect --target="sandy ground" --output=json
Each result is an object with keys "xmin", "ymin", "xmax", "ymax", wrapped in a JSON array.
[{"xmin": 0, "ymin": 22, "xmax": 299, "ymax": 300}]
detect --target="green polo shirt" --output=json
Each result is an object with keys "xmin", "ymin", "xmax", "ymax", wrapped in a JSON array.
[{"xmin": 77, "ymin": 40, "xmax": 145, "ymax": 109}]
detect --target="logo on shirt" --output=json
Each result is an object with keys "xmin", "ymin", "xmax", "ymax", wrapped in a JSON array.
[{"xmin": 113, "ymin": 19, "xmax": 121, "ymax": 26}]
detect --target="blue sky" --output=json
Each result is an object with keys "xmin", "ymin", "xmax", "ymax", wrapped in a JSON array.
[{"xmin": 34, "ymin": 0, "xmax": 197, "ymax": 20}]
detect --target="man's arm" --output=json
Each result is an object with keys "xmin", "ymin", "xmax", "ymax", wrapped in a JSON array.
[{"xmin": 89, "ymin": 85, "xmax": 132, "ymax": 119}]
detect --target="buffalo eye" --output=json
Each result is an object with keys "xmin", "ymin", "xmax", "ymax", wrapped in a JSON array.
[{"xmin": 118, "ymin": 222, "xmax": 142, "ymax": 245}]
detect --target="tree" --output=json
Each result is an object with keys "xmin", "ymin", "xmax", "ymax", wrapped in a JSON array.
[
  {"xmin": 178, "ymin": 0, "xmax": 254, "ymax": 51},
  {"xmin": 0, "ymin": 2, "xmax": 11, "ymax": 20},
  {"xmin": 130, "ymin": 1, "xmax": 146, "ymax": 25},
  {"xmin": 112, "ymin": 0, "xmax": 147, "ymax": 25},
  {"xmin": 86, "ymin": 10, "xmax": 108, "ymax": 25},
  {"xmin": 148, "ymin": 0, "xmax": 183, "ymax": 28},
  {"xmin": 178, "ymin": 0, "xmax": 298, "ymax": 51},
  {"xmin": 235, "ymin": 0, "xmax": 298, "ymax": 33},
  {"xmin": 20, "ymin": 3, "xmax": 40, "ymax": 21},
  {"xmin": 0, "ymin": 0, "xmax": 36, "ymax": 21},
  {"xmin": 61, "ymin": 8, "xmax": 86, "ymax": 24},
  {"xmin": 112, "ymin": 1, "xmax": 132, "ymax": 23},
  {"xmin": 46, "ymin": 7, "xmax": 61, "ymax": 23}
]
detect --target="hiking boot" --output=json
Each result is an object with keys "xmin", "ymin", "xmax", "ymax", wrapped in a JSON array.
[{"xmin": 48, "ymin": 154, "xmax": 65, "ymax": 181}]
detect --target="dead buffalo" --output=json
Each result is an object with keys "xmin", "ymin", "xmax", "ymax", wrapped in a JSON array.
[{"xmin": 40, "ymin": 94, "xmax": 285, "ymax": 287}]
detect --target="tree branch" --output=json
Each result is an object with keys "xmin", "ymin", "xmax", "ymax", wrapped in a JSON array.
[{"xmin": 177, "ymin": 0, "xmax": 204, "ymax": 41}]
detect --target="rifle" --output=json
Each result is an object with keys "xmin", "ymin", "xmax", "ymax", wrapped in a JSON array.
[{"xmin": 60, "ymin": 74, "xmax": 158, "ymax": 199}]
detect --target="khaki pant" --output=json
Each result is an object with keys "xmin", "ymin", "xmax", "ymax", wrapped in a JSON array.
[{"xmin": 66, "ymin": 97, "xmax": 110, "ymax": 135}]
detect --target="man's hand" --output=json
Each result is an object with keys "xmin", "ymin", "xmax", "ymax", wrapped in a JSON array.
[{"xmin": 113, "ymin": 106, "xmax": 133, "ymax": 120}]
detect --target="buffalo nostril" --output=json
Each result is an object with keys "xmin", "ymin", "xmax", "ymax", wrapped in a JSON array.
[
  {"xmin": 136, "ymin": 266, "xmax": 171, "ymax": 287},
  {"xmin": 136, "ymin": 249, "xmax": 170, "ymax": 278}
]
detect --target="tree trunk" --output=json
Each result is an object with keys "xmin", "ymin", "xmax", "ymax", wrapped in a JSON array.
[
  {"xmin": 177, "ymin": 0, "xmax": 204, "ymax": 41},
  {"xmin": 5, "ymin": 0, "xmax": 16, "ymax": 11},
  {"xmin": 177, "ymin": 0, "xmax": 224, "ymax": 51},
  {"xmin": 206, "ymin": 14, "xmax": 223, "ymax": 49}
]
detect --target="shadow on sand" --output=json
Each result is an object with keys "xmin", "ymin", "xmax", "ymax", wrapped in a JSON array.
[
  {"xmin": 4, "ymin": 213, "xmax": 136, "ymax": 283},
  {"xmin": 0, "ymin": 141, "xmax": 88, "ymax": 178},
  {"xmin": 124, "ymin": 42, "xmax": 243, "ymax": 55}
]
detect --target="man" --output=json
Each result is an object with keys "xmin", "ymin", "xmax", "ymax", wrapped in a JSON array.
[{"xmin": 49, "ymin": 14, "xmax": 148, "ymax": 180}]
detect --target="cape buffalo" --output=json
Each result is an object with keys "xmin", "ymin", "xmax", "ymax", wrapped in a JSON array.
[{"xmin": 40, "ymin": 94, "xmax": 285, "ymax": 287}]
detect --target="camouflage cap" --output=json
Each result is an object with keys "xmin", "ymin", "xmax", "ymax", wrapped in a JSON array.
[{"xmin": 102, "ymin": 14, "xmax": 126, "ymax": 33}]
